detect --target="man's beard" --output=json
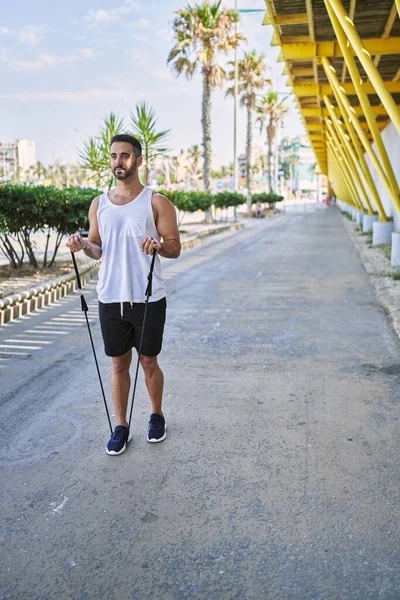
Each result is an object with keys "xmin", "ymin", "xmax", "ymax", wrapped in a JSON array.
[{"xmin": 112, "ymin": 164, "xmax": 137, "ymax": 180}]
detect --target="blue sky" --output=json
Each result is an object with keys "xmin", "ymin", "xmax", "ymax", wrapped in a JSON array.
[{"xmin": 0, "ymin": 0, "xmax": 304, "ymax": 166}]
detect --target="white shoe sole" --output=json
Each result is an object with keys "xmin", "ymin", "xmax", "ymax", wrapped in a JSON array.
[
  {"xmin": 106, "ymin": 430, "xmax": 133, "ymax": 456},
  {"xmin": 147, "ymin": 424, "xmax": 167, "ymax": 443}
]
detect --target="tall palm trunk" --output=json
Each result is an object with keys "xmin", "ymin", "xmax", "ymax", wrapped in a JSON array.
[
  {"xmin": 202, "ymin": 68, "xmax": 213, "ymax": 223},
  {"xmin": 246, "ymin": 103, "xmax": 253, "ymax": 214},
  {"xmin": 144, "ymin": 146, "xmax": 149, "ymax": 185}
]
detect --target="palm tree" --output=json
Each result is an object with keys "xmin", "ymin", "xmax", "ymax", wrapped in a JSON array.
[
  {"xmin": 79, "ymin": 112, "xmax": 125, "ymax": 189},
  {"xmin": 227, "ymin": 50, "xmax": 269, "ymax": 213},
  {"xmin": 187, "ymin": 144, "xmax": 203, "ymax": 179},
  {"xmin": 256, "ymin": 92, "xmax": 288, "ymax": 193},
  {"xmin": 130, "ymin": 102, "xmax": 170, "ymax": 185},
  {"xmin": 168, "ymin": 1, "xmax": 244, "ymax": 201}
]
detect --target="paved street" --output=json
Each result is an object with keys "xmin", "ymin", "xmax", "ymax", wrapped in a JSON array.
[{"xmin": 1, "ymin": 209, "xmax": 399, "ymax": 600}]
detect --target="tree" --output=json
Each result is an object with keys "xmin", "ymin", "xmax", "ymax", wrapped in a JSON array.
[
  {"xmin": 256, "ymin": 92, "xmax": 288, "ymax": 193},
  {"xmin": 130, "ymin": 102, "xmax": 170, "ymax": 185},
  {"xmin": 79, "ymin": 112, "xmax": 125, "ymax": 189},
  {"xmin": 227, "ymin": 50, "xmax": 269, "ymax": 213},
  {"xmin": 187, "ymin": 144, "xmax": 203, "ymax": 179},
  {"xmin": 168, "ymin": 0, "xmax": 244, "ymax": 203}
]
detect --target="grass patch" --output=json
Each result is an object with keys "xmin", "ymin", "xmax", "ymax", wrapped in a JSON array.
[
  {"xmin": 365, "ymin": 232, "xmax": 373, "ymax": 244},
  {"xmin": 392, "ymin": 272, "xmax": 400, "ymax": 281},
  {"xmin": 384, "ymin": 246, "xmax": 392, "ymax": 261}
]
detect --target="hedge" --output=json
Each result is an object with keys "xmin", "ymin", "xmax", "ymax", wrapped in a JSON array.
[
  {"xmin": 0, "ymin": 184, "xmax": 99, "ymax": 268},
  {"xmin": 0, "ymin": 185, "xmax": 269, "ymax": 268}
]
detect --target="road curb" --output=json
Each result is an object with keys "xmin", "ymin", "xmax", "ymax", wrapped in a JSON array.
[{"xmin": 0, "ymin": 221, "xmax": 245, "ymax": 325}]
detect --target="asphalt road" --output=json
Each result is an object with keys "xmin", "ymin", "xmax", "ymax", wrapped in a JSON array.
[{"xmin": 1, "ymin": 209, "xmax": 399, "ymax": 600}]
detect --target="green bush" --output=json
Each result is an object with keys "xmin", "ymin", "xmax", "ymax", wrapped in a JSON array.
[
  {"xmin": 213, "ymin": 191, "xmax": 245, "ymax": 210},
  {"xmin": 0, "ymin": 184, "xmax": 99, "ymax": 268},
  {"xmin": 251, "ymin": 192, "xmax": 284, "ymax": 205}
]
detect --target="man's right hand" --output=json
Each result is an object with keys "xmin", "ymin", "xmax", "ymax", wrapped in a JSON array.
[{"xmin": 66, "ymin": 234, "xmax": 88, "ymax": 253}]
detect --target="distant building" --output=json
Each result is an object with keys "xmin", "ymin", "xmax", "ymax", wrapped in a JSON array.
[
  {"xmin": 0, "ymin": 139, "xmax": 36, "ymax": 181},
  {"xmin": 281, "ymin": 136, "xmax": 317, "ymax": 193}
]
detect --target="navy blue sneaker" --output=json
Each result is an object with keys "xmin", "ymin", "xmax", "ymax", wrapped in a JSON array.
[
  {"xmin": 106, "ymin": 425, "xmax": 132, "ymax": 455},
  {"xmin": 147, "ymin": 413, "xmax": 167, "ymax": 443}
]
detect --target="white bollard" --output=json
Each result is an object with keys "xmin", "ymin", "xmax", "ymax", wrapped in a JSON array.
[
  {"xmin": 363, "ymin": 214, "xmax": 379, "ymax": 233},
  {"xmin": 373, "ymin": 221, "xmax": 394, "ymax": 245},
  {"xmin": 391, "ymin": 232, "xmax": 400, "ymax": 266}
]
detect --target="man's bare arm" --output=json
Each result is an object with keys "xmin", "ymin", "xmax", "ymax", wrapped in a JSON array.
[
  {"xmin": 141, "ymin": 194, "xmax": 181, "ymax": 258},
  {"xmin": 66, "ymin": 196, "xmax": 102, "ymax": 259}
]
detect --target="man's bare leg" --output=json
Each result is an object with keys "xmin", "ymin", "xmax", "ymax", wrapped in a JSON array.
[
  {"xmin": 139, "ymin": 355, "xmax": 164, "ymax": 414},
  {"xmin": 111, "ymin": 350, "xmax": 132, "ymax": 426}
]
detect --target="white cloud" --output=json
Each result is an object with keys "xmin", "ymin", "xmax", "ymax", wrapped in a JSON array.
[
  {"xmin": 126, "ymin": 48, "xmax": 149, "ymax": 62},
  {"xmin": 79, "ymin": 48, "xmax": 101, "ymax": 59},
  {"xmin": 0, "ymin": 88, "xmax": 132, "ymax": 102},
  {"xmin": 135, "ymin": 18, "xmax": 149, "ymax": 27},
  {"xmin": 18, "ymin": 25, "xmax": 44, "ymax": 45},
  {"xmin": 152, "ymin": 69, "xmax": 174, "ymax": 82},
  {"xmin": 132, "ymin": 34, "xmax": 149, "ymax": 43},
  {"xmin": 85, "ymin": 0, "xmax": 141, "ymax": 24},
  {"xmin": 0, "ymin": 24, "xmax": 44, "ymax": 45},
  {"xmin": 11, "ymin": 53, "xmax": 77, "ymax": 72}
]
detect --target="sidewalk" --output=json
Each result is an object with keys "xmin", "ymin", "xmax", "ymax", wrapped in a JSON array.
[{"xmin": 339, "ymin": 208, "xmax": 400, "ymax": 341}]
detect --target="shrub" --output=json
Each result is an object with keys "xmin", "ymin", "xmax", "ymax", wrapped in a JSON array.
[{"xmin": 0, "ymin": 184, "xmax": 99, "ymax": 268}]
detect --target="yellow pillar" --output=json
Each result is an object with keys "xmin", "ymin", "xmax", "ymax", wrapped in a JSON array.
[
  {"xmin": 328, "ymin": 92, "xmax": 389, "ymax": 220},
  {"xmin": 323, "ymin": 95, "xmax": 388, "ymax": 220},
  {"xmin": 324, "ymin": 0, "xmax": 400, "ymax": 200},
  {"xmin": 326, "ymin": 0, "xmax": 400, "ymax": 134},
  {"xmin": 328, "ymin": 149, "xmax": 354, "ymax": 206},
  {"xmin": 395, "ymin": 0, "xmax": 400, "ymax": 19},
  {"xmin": 321, "ymin": 58, "xmax": 400, "ymax": 215},
  {"xmin": 324, "ymin": 115, "xmax": 372, "ymax": 212},
  {"xmin": 326, "ymin": 135, "xmax": 363, "ymax": 210}
]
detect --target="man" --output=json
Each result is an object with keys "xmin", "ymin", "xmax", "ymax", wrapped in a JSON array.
[{"xmin": 66, "ymin": 134, "xmax": 181, "ymax": 456}]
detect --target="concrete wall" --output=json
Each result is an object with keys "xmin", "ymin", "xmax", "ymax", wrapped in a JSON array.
[{"xmin": 364, "ymin": 123, "xmax": 400, "ymax": 231}]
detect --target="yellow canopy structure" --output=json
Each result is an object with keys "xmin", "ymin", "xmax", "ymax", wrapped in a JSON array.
[{"xmin": 264, "ymin": 0, "xmax": 400, "ymax": 218}]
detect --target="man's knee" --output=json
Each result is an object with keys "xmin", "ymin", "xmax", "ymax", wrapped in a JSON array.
[
  {"xmin": 112, "ymin": 352, "xmax": 131, "ymax": 375},
  {"xmin": 139, "ymin": 355, "xmax": 158, "ymax": 374}
]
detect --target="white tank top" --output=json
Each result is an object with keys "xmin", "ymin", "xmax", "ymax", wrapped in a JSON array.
[{"xmin": 96, "ymin": 186, "xmax": 166, "ymax": 303}]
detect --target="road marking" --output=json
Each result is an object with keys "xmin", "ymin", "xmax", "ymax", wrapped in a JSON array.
[
  {"xmin": 27, "ymin": 328, "xmax": 69, "ymax": 335},
  {"xmin": 0, "ymin": 350, "xmax": 31, "ymax": 356},
  {"xmin": 6, "ymin": 338, "xmax": 52, "ymax": 344},
  {"xmin": 52, "ymin": 496, "xmax": 69, "ymax": 514},
  {"xmin": 0, "ymin": 344, "xmax": 41, "ymax": 350}
]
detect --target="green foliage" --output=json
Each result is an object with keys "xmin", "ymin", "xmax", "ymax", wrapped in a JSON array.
[
  {"xmin": 0, "ymin": 184, "xmax": 99, "ymax": 268},
  {"xmin": 251, "ymin": 192, "xmax": 283, "ymax": 204},
  {"xmin": 130, "ymin": 102, "xmax": 170, "ymax": 185},
  {"xmin": 79, "ymin": 112, "xmax": 125, "ymax": 189},
  {"xmin": 213, "ymin": 191, "xmax": 245, "ymax": 209}
]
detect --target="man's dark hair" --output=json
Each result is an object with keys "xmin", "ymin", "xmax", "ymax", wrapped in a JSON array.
[{"xmin": 110, "ymin": 134, "xmax": 142, "ymax": 157}]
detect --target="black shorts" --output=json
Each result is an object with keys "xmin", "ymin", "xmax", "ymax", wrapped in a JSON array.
[{"xmin": 98, "ymin": 297, "xmax": 167, "ymax": 357}]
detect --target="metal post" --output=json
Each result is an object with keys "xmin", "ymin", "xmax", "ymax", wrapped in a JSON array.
[{"xmin": 233, "ymin": 0, "xmax": 239, "ymax": 221}]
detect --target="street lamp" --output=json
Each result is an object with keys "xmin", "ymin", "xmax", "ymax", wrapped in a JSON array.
[{"xmin": 232, "ymin": 4, "xmax": 265, "ymax": 202}]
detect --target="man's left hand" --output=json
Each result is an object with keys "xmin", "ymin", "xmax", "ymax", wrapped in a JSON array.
[{"xmin": 141, "ymin": 237, "xmax": 161, "ymax": 255}]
